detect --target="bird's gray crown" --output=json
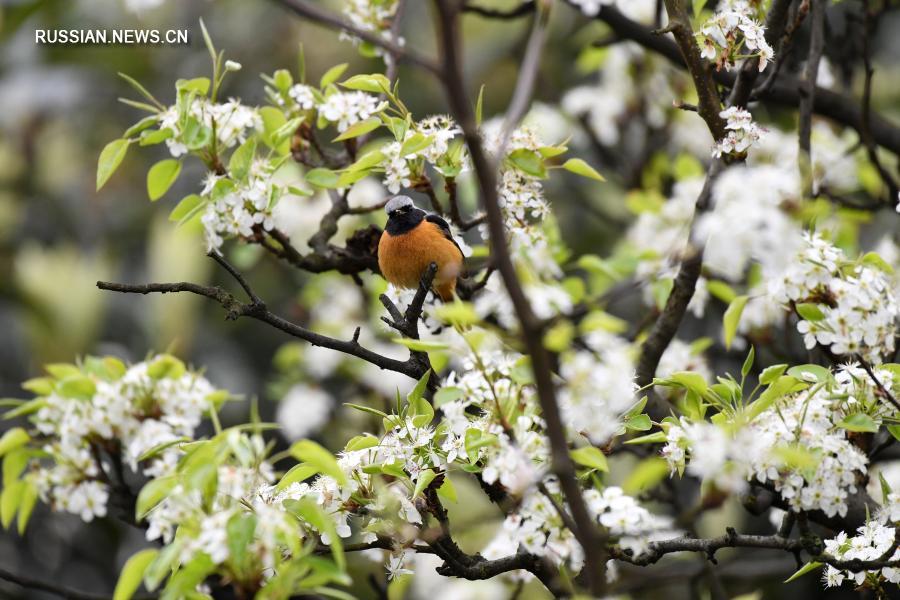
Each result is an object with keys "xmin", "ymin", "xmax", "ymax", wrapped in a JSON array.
[{"xmin": 385, "ymin": 195, "xmax": 414, "ymax": 214}]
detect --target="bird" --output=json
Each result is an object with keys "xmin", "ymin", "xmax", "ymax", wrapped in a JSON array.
[{"xmin": 378, "ymin": 195, "xmax": 464, "ymax": 301}]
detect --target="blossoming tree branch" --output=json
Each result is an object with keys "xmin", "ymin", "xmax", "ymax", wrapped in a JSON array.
[{"xmin": 2, "ymin": 0, "xmax": 900, "ymax": 598}]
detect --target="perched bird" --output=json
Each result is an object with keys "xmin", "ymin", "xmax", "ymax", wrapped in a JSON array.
[{"xmin": 378, "ymin": 195, "xmax": 464, "ymax": 301}]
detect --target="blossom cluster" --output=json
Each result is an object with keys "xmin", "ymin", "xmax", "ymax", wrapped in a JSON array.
[
  {"xmin": 340, "ymin": 0, "xmax": 403, "ymax": 57},
  {"xmin": 698, "ymin": 1, "xmax": 774, "ymax": 72},
  {"xmin": 772, "ymin": 233, "xmax": 898, "ymax": 361},
  {"xmin": 200, "ymin": 160, "xmax": 282, "ymax": 252},
  {"xmin": 662, "ymin": 366, "xmax": 882, "ymax": 518},
  {"xmin": 559, "ymin": 330, "xmax": 639, "ymax": 445},
  {"xmin": 822, "ymin": 522, "xmax": 900, "ymax": 589},
  {"xmin": 485, "ymin": 484, "xmax": 677, "ymax": 576},
  {"xmin": 19, "ymin": 355, "xmax": 221, "ymax": 522},
  {"xmin": 159, "ymin": 97, "xmax": 261, "ymax": 159},
  {"xmin": 712, "ymin": 106, "xmax": 766, "ymax": 158}
]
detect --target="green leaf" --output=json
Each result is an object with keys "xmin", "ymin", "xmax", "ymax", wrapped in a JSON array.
[
  {"xmin": 0, "ymin": 428, "xmax": 29, "ymax": 458},
  {"xmin": 507, "ymin": 148, "xmax": 546, "ymax": 178},
  {"xmin": 667, "ymin": 371, "xmax": 708, "ymax": 397},
  {"xmin": 344, "ymin": 434, "xmax": 379, "ymax": 453},
  {"xmin": 276, "ymin": 463, "xmax": 319, "ymax": 491},
  {"xmin": 175, "ymin": 77, "xmax": 211, "ymax": 96},
  {"xmin": 399, "ymin": 132, "xmax": 433, "ymax": 157},
  {"xmin": 786, "ymin": 364, "xmax": 831, "ymax": 384},
  {"xmin": 570, "ymin": 446, "xmax": 608, "ymax": 472},
  {"xmin": 622, "ymin": 458, "xmax": 669, "ymax": 494},
  {"xmin": 16, "ymin": 480, "xmax": 37, "ymax": 534},
  {"xmin": 625, "ymin": 431, "xmax": 668, "ymax": 445},
  {"xmin": 139, "ymin": 128, "xmax": 173, "ymax": 146},
  {"xmin": 226, "ymin": 514, "xmax": 257, "ymax": 576},
  {"xmin": 784, "ymin": 561, "xmax": 822, "ymax": 583},
  {"xmin": 290, "ymin": 440, "xmax": 346, "ymax": 486},
  {"xmin": 407, "ymin": 370, "xmax": 431, "ymax": 404},
  {"xmin": 346, "ymin": 150, "xmax": 386, "ymax": 173},
  {"xmin": 320, "ymin": 63, "xmax": 349, "ymax": 89},
  {"xmin": 412, "ymin": 470, "xmax": 437, "ymax": 498},
  {"xmin": 625, "ymin": 414, "xmax": 652, "ymax": 431},
  {"xmin": 741, "ymin": 346, "xmax": 755, "ymax": 377},
  {"xmin": 837, "ymin": 413, "xmax": 878, "ymax": 433},
  {"xmin": 97, "ymin": 139, "xmax": 130, "ymax": 191},
  {"xmin": 228, "ymin": 137, "xmax": 257, "ymax": 181},
  {"xmin": 3, "ymin": 449, "xmax": 28, "ymax": 488},
  {"xmin": 759, "ymin": 364, "xmax": 788, "ymax": 385},
  {"xmin": 341, "ymin": 74, "xmax": 390, "ymax": 93},
  {"xmin": 437, "ymin": 476, "xmax": 457, "ymax": 503},
  {"xmin": 861, "ymin": 251, "xmax": 894, "ymax": 274},
  {"xmin": 706, "ymin": 280, "xmax": 736, "ymax": 303},
  {"xmin": 433, "ymin": 302, "xmax": 479, "ymax": 326},
  {"xmin": 118, "ymin": 72, "xmax": 163, "ymax": 109},
  {"xmin": 333, "ymin": 117, "xmax": 381, "ymax": 142},
  {"xmin": 168, "ymin": 194, "xmax": 206, "ymax": 223},
  {"xmin": 888, "ymin": 424, "xmax": 900, "ymax": 442},
  {"xmin": 124, "ymin": 115, "xmax": 159, "ymax": 138},
  {"xmin": 305, "ymin": 168, "xmax": 340, "ymax": 188},
  {"xmin": 475, "ymin": 84, "xmax": 485, "ymax": 126},
  {"xmin": 562, "ymin": 158, "xmax": 605, "ymax": 181},
  {"xmin": 0, "ymin": 480, "xmax": 24, "ymax": 529},
  {"xmin": 723, "ymin": 295, "xmax": 748, "ymax": 349},
  {"xmin": 434, "ymin": 386, "xmax": 465, "ymax": 407},
  {"xmin": 181, "ymin": 117, "xmax": 213, "ymax": 150},
  {"xmin": 795, "ymin": 302, "xmax": 826, "ymax": 321},
  {"xmin": 283, "ymin": 497, "xmax": 345, "ymax": 569},
  {"xmin": 259, "ymin": 106, "xmax": 290, "ymax": 154},
  {"xmin": 147, "ymin": 355, "xmax": 186, "ymax": 379},
  {"xmin": 747, "ymin": 375, "xmax": 801, "ymax": 421},
  {"xmin": 135, "ymin": 475, "xmax": 177, "ymax": 520},
  {"xmin": 143, "ymin": 542, "xmax": 181, "ymax": 592},
  {"xmin": 114, "ymin": 549, "xmax": 159, "ymax": 600},
  {"xmin": 147, "ymin": 159, "xmax": 182, "ymax": 201},
  {"xmin": 391, "ymin": 338, "xmax": 448, "ymax": 352}
]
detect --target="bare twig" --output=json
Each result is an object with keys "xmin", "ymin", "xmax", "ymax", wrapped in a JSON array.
[
  {"xmin": 272, "ymin": 0, "xmax": 440, "ymax": 75},
  {"xmin": 462, "ymin": 0, "xmax": 536, "ymax": 19},
  {"xmin": 798, "ymin": 0, "xmax": 825, "ymax": 195},
  {"xmin": 97, "ymin": 256, "xmax": 430, "ymax": 382}
]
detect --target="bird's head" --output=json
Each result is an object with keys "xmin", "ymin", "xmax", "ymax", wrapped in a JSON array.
[{"xmin": 385, "ymin": 195, "xmax": 415, "ymax": 218}]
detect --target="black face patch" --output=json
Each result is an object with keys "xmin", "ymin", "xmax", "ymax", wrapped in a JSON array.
[{"xmin": 385, "ymin": 207, "xmax": 426, "ymax": 235}]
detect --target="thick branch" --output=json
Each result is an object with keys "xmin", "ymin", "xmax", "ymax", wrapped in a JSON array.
[
  {"xmin": 0, "ymin": 565, "xmax": 141, "ymax": 600},
  {"xmin": 432, "ymin": 0, "xmax": 606, "ymax": 593}
]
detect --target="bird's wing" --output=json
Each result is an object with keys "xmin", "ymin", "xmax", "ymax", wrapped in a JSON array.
[{"xmin": 425, "ymin": 213, "xmax": 464, "ymax": 257}]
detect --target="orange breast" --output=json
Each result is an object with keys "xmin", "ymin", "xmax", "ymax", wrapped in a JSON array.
[{"xmin": 378, "ymin": 222, "xmax": 463, "ymax": 300}]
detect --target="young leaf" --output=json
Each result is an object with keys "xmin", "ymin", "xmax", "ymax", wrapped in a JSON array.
[
  {"xmin": 135, "ymin": 475, "xmax": 177, "ymax": 520},
  {"xmin": 341, "ymin": 74, "xmax": 390, "ymax": 93},
  {"xmin": 290, "ymin": 440, "xmax": 346, "ymax": 486},
  {"xmin": 320, "ymin": 63, "xmax": 349, "ymax": 89},
  {"xmin": 562, "ymin": 158, "xmax": 606, "ymax": 181},
  {"xmin": 795, "ymin": 302, "xmax": 826, "ymax": 321},
  {"xmin": 333, "ymin": 117, "xmax": 381, "ymax": 142},
  {"xmin": 475, "ymin": 84, "xmax": 485, "ymax": 126},
  {"xmin": 723, "ymin": 295, "xmax": 748, "ymax": 350},
  {"xmin": 741, "ymin": 346, "xmax": 755, "ymax": 377},
  {"xmin": 784, "ymin": 561, "xmax": 822, "ymax": 583},
  {"xmin": 570, "ymin": 446, "xmax": 609, "ymax": 472},
  {"xmin": 16, "ymin": 480, "xmax": 37, "ymax": 534},
  {"xmin": 759, "ymin": 364, "xmax": 788, "ymax": 385},
  {"xmin": 0, "ymin": 428, "xmax": 29, "ymax": 458},
  {"xmin": 168, "ymin": 194, "xmax": 206, "ymax": 223},
  {"xmin": 305, "ymin": 168, "xmax": 340, "ymax": 188},
  {"xmin": 837, "ymin": 413, "xmax": 878, "ymax": 433},
  {"xmin": 147, "ymin": 159, "xmax": 182, "ymax": 201},
  {"xmin": 97, "ymin": 139, "xmax": 130, "ymax": 191},
  {"xmin": 507, "ymin": 148, "xmax": 546, "ymax": 178},
  {"xmin": 412, "ymin": 469, "xmax": 437, "ymax": 498},
  {"xmin": 114, "ymin": 549, "xmax": 159, "ymax": 600},
  {"xmin": 228, "ymin": 137, "xmax": 257, "ymax": 181}
]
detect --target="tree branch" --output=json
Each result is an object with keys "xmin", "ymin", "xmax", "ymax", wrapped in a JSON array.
[
  {"xmin": 578, "ymin": 3, "xmax": 900, "ymax": 156},
  {"xmin": 97, "ymin": 256, "xmax": 429, "ymax": 382},
  {"xmin": 431, "ymin": 0, "xmax": 606, "ymax": 593},
  {"xmin": 271, "ymin": 0, "xmax": 440, "ymax": 75}
]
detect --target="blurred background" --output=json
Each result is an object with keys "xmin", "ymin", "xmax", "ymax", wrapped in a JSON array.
[{"xmin": 0, "ymin": 0, "xmax": 898, "ymax": 598}]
